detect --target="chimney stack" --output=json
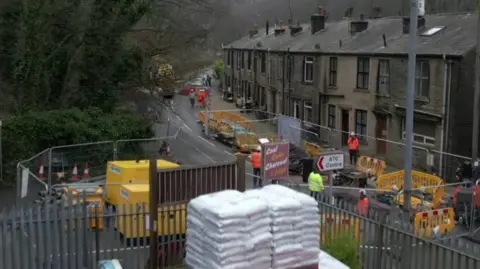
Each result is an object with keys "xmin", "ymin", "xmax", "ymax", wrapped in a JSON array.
[
  {"xmin": 274, "ymin": 21, "xmax": 286, "ymax": 36},
  {"xmin": 289, "ymin": 22, "xmax": 303, "ymax": 35},
  {"xmin": 266, "ymin": 20, "xmax": 269, "ymax": 35},
  {"xmin": 372, "ymin": 7, "xmax": 382, "ymax": 18},
  {"xmin": 402, "ymin": 16, "xmax": 425, "ymax": 34},
  {"xmin": 311, "ymin": 6, "xmax": 326, "ymax": 34}
]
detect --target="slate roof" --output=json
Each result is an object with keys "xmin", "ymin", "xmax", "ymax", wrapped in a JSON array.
[{"xmin": 226, "ymin": 13, "xmax": 477, "ymax": 57}]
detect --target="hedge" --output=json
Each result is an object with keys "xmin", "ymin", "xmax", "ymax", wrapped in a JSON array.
[{"xmin": 1, "ymin": 107, "xmax": 153, "ymax": 183}]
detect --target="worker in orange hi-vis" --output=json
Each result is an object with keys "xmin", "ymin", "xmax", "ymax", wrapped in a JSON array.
[
  {"xmin": 249, "ymin": 146, "xmax": 263, "ymax": 188},
  {"xmin": 357, "ymin": 189, "xmax": 369, "ymax": 216},
  {"xmin": 347, "ymin": 132, "xmax": 360, "ymax": 165}
]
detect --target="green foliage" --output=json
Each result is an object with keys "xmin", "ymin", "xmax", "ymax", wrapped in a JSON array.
[
  {"xmin": 1, "ymin": 108, "xmax": 153, "ymax": 182},
  {"xmin": 212, "ymin": 59, "xmax": 224, "ymax": 80},
  {"xmin": 322, "ymin": 230, "xmax": 361, "ymax": 269},
  {"xmin": 0, "ymin": 0, "xmax": 152, "ymax": 114}
]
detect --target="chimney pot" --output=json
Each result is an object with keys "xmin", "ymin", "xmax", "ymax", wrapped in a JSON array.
[
  {"xmin": 311, "ymin": 8, "xmax": 326, "ymax": 34},
  {"xmin": 319, "ymin": 6, "xmax": 325, "ymax": 16}
]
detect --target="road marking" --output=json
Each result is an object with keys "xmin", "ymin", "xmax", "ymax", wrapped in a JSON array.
[
  {"xmin": 196, "ymin": 148, "xmax": 216, "ymax": 162},
  {"xmin": 224, "ymin": 150, "xmax": 235, "ymax": 156},
  {"xmin": 197, "ymin": 136, "xmax": 215, "ymax": 147},
  {"xmin": 183, "ymin": 124, "xmax": 192, "ymax": 132}
]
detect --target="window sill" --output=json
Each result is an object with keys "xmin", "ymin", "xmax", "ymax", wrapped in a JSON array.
[
  {"xmin": 354, "ymin": 88, "xmax": 369, "ymax": 93},
  {"xmin": 327, "ymin": 85, "xmax": 337, "ymax": 90},
  {"xmin": 302, "ymin": 81, "xmax": 314, "ymax": 85},
  {"xmin": 375, "ymin": 93, "xmax": 390, "ymax": 98}
]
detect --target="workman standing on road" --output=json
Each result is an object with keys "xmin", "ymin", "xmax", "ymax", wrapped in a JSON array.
[
  {"xmin": 249, "ymin": 146, "xmax": 263, "ymax": 188},
  {"xmin": 308, "ymin": 168, "xmax": 324, "ymax": 200},
  {"xmin": 188, "ymin": 89, "xmax": 196, "ymax": 107},
  {"xmin": 347, "ymin": 132, "xmax": 360, "ymax": 165},
  {"xmin": 357, "ymin": 189, "xmax": 369, "ymax": 216}
]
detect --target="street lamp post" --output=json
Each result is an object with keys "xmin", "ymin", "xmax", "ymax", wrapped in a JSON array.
[
  {"xmin": 403, "ymin": 0, "xmax": 419, "ymax": 218},
  {"xmin": 0, "ymin": 120, "xmax": 2, "ymax": 182}
]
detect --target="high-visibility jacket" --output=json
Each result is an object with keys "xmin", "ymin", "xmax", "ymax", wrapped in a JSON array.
[
  {"xmin": 189, "ymin": 91, "xmax": 196, "ymax": 99},
  {"xmin": 251, "ymin": 152, "xmax": 261, "ymax": 168},
  {"xmin": 347, "ymin": 137, "xmax": 359, "ymax": 150},
  {"xmin": 357, "ymin": 197, "xmax": 369, "ymax": 216},
  {"xmin": 308, "ymin": 172, "xmax": 324, "ymax": 192}
]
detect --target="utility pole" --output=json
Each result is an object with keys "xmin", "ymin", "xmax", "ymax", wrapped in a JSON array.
[
  {"xmin": 472, "ymin": 2, "xmax": 480, "ymax": 160},
  {"xmin": 403, "ymin": 0, "xmax": 419, "ymax": 219},
  {"xmin": 0, "ymin": 120, "xmax": 2, "ymax": 182},
  {"xmin": 148, "ymin": 157, "xmax": 159, "ymax": 269}
]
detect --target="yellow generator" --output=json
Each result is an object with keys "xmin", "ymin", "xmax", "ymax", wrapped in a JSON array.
[
  {"xmin": 104, "ymin": 159, "xmax": 180, "ymax": 206},
  {"xmin": 115, "ymin": 184, "xmax": 186, "ymax": 246}
]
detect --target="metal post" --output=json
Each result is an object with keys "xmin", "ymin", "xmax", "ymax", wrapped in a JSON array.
[
  {"xmin": 204, "ymin": 110, "xmax": 209, "ymax": 137},
  {"xmin": 148, "ymin": 157, "xmax": 158, "ymax": 269},
  {"xmin": 403, "ymin": 0, "xmax": 418, "ymax": 216},
  {"xmin": 472, "ymin": 8, "xmax": 480, "ymax": 160},
  {"xmin": 48, "ymin": 148, "xmax": 53, "ymax": 188},
  {"xmin": 0, "ymin": 120, "xmax": 2, "ymax": 182},
  {"xmin": 402, "ymin": 1, "xmax": 418, "ymax": 268},
  {"xmin": 328, "ymin": 172, "xmax": 333, "ymax": 203}
]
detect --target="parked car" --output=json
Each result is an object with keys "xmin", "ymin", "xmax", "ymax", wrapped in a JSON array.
[
  {"xmin": 179, "ymin": 78, "xmax": 210, "ymax": 95},
  {"xmin": 288, "ymin": 143, "xmax": 309, "ymax": 174}
]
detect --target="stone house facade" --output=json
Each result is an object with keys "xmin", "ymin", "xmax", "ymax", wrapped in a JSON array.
[{"xmin": 223, "ymin": 12, "xmax": 477, "ymax": 180}]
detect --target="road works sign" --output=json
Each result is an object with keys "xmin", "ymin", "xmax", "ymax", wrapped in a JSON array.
[{"xmin": 317, "ymin": 153, "xmax": 344, "ymax": 172}]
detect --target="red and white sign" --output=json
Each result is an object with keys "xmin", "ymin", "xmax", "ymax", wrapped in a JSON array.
[{"xmin": 317, "ymin": 153, "xmax": 344, "ymax": 172}]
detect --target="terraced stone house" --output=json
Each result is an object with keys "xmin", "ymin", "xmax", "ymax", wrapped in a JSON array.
[{"xmin": 223, "ymin": 10, "xmax": 478, "ymax": 180}]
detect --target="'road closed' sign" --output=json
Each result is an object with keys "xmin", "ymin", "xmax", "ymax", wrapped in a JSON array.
[{"xmin": 317, "ymin": 153, "xmax": 344, "ymax": 172}]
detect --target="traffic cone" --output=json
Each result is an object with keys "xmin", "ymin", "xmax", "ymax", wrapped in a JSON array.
[
  {"xmin": 38, "ymin": 164, "xmax": 46, "ymax": 180},
  {"xmin": 71, "ymin": 163, "xmax": 78, "ymax": 181},
  {"xmin": 82, "ymin": 163, "xmax": 90, "ymax": 178}
]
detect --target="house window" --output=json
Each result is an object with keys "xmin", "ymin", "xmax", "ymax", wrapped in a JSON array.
[
  {"xmin": 303, "ymin": 57, "xmax": 314, "ymax": 82},
  {"xmin": 240, "ymin": 51, "xmax": 245, "ymax": 69},
  {"xmin": 304, "ymin": 102, "xmax": 312, "ymax": 122},
  {"xmin": 269, "ymin": 58, "xmax": 275, "ymax": 83},
  {"xmin": 227, "ymin": 50, "xmax": 232, "ymax": 66},
  {"xmin": 329, "ymin": 57, "xmax": 337, "ymax": 87},
  {"xmin": 400, "ymin": 117, "xmax": 436, "ymax": 145},
  {"xmin": 355, "ymin": 109, "xmax": 368, "ymax": 140},
  {"xmin": 377, "ymin": 59, "xmax": 390, "ymax": 95},
  {"xmin": 247, "ymin": 51, "xmax": 252, "ymax": 70},
  {"xmin": 260, "ymin": 52, "xmax": 266, "ymax": 73},
  {"xmin": 356, "ymin": 57, "xmax": 370, "ymax": 89},
  {"xmin": 287, "ymin": 55, "xmax": 293, "ymax": 81},
  {"xmin": 236, "ymin": 52, "xmax": 241, "ymax": 69},
  {"xmin": 327, "ymin": 105, "xmax": 336, "ymax": 128},
  {"xmin": 415, "ymin": 60, "xmax": 430, "ymax": 98},
  {"xmin": 277, "ymin": 56, "xmax": 283, "ymax": 78},
  {"xmin": 292, "ymin": 100, "xmax": 300, "ymax": 119}
]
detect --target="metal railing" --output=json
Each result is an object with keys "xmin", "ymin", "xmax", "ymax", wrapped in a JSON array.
[
  {"xmin": 1, "ymin": 188, "xmax": 479, "ymax": 269},
  {"xmin": 15, "ymin": 126, "xmax": 183, "ymax": 205}
]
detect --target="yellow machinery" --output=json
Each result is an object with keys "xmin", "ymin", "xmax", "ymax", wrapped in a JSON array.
[
  {"xmin": 62, "ymin": 185, "xmax": 105, "ymax": 230},
  {"xmin": 116, "ymin": 184, "xmax": 186, "ymax": 245},
  {"xmin": 105, "ymin": 159, "xmax": 180, "ymax": 206},
  {"xmin": 304, "ymin": 141, "xmax": 323, "ymax": 157},
  {"xmin": 319, "ymin": 214, "xmax": 360, "ymax": 244},
  {"xmin": 376, "ymin": 170, "xmax": 445, "ymax": 210},
  {"xmin": 198, "ymin": 110, "xmax": 251, "ymax": 130},
  {"xmin": 413, "ymin": 208, "xmax": 455, "ymax": 238}
]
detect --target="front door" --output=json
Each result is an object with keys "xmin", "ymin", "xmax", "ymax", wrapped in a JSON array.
[
  {"xmin": 376, "ymin": 116, "xmax": 387, "ymax": 154},
  {"xmin": 341, "ymin": 109, "xmax": 349, "ymax": 145}
]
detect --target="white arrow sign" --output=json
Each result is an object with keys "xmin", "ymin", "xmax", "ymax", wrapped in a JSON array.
[{"xmin": 317, "ymin": 153, "xmax": 344, "ymax": 172}]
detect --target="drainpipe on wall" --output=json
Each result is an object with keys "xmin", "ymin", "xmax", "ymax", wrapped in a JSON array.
[
  {"xmin": 282, "ymin": 50, "xmax": 286, "ymax": 114},
  {"xmin": 253, "ymin": 46, "xmax": 257, "ymax": 104},
  {"xmin": 287, "ymin": 47, "xmax": 291, "ymax": 115},
  {"xmin": 231, "ymin": 46, "xmax": 235, "ymax": 97}
]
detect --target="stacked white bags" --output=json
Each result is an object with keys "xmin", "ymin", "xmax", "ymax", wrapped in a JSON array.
[
  {"xmin": 246, "ymin": 188, "xmax": 304, "ymax": 269},
  {"xmin": 186, "ymin": 190, "xmax": 273, "ymax": 269},
  {"xmin": 262, "ymin": 185, "xmax": 320, "ymax": 267}
]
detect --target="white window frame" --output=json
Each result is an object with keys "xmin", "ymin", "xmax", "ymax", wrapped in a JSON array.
[
  {"xmin": 303, "ymin": 57, "xmax": 314, "ymax": 82},
  {"xmin": 303, "ymin": 102, "xmax": 312, "ymax": 123},
  {"xmin": 377, "ymin": 59, "xmax": 390, "ymax": 95},
  {"xmin": 402, "ymin": 132, "xmax": 436, "ymax": 146},
  {"xmin": 415, "ymin": 60, "xmax": 430, "ymax": 98}
]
